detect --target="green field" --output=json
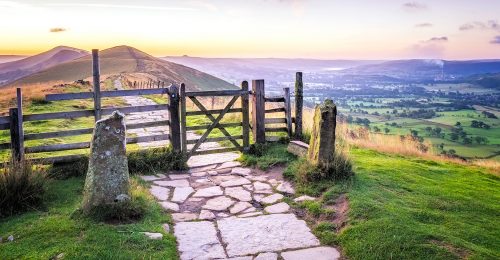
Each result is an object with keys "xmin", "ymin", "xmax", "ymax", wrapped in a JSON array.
[{"xmin": 346, "ymin": 99, "xmax": 500, "ymax": 160}]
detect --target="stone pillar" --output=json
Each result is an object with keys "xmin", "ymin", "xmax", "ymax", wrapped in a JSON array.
[
  {"xmin": 82, "ymin": 111, "xmax": 130, "ymax": 213},
  {"xmin": 307, "ymin": 99, "xmax": 337, "ymax": 168}
]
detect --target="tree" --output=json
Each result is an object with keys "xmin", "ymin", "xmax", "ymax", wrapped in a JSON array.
[
  {"xmin": 450, "ymin": 132, "xmax": 459, "ymax": 141},
  {"xmin": 373, "ymin": 126, "xmax": 381, "ymax": 132},
  {"xmin": 384, "ymin": 128, "xmax": 390, "ymax": 134},
  {"xmin": 455, "ymin": 121, "xmax": 462, "ymax": 127},
  {"xmin": 463, "ymin": 137, "xmax": 472, "ymax": 145}
]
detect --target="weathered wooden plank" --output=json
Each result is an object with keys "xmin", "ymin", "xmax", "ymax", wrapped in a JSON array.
[
  {"xmin": 0, "ymin": 123, "xmax": 10, "ymax": 130},
  {"xmin": 241, "ymin": 81, "xmax": 250, "ymax": 151},
  {"xmin": 9, "ymin": 107, "xmax": 23, "ymax": 160},
  {"xmin": 186, "ymin": 122, "xmax": 241, "ymax": 131},
  {"xmin": 185, "ymin": 108, "xmax": 242, "ymax": 116},
  {"xmin": 0, "ymin": 116, "xmax": 11, "ymax": 124},
  {"xmin": 265, "ymin": 127, "xmax": 288, "ymax": 133},
  {"xmin": 0, "ymin": 142, "xmax": 11, "ymax": 150},
  {"xmin": 185, "ymin": 90, "xmax": 250, "ymax": 97},
  {"xmin": 283, "ymin": 87, "xmax": 293, "ymax": 137},
  {"xmin": 186, "ymin": 135, "xmax": 243, "ymax": 145},
  {"xmin": 188, "ymin": 96, "xmax": 241, "ymax": 149},
  {"xmin": 92, "ymin": 49, "xmax": 102, "ymax": 121},
  {"xmin": 168, "ymin": 84, "xmax": 181, "ymax": 151},
  {"xmin": 23, "ymin": 110, "xmax": 94, "ymax": 121},
  {"xmin": 25, "ymin": 142, "xmax": 90, "ymax": 153},
  {"xmin": 265, "ymin": 97, "xmax": 285, "ymax": 102},
  {"xmin": 191, "ymin": 147, "xmax": 242, "ymax": 156},
  {"xmin": 31, "ymin": 154, "xmax": 87, "ymax": 165},
  {"xmin": 102, "ymin": 104, "xmax": 169, "ymax": 115},
  {"xmin": 252, "ymin": 80, "xmax": 266, "ymax": 144},
  {"xmin": 45, "ymin": 88, "xmax": 170, "ymax": 101},
  {"xmin": 24, "ymin": 128, "xmax": 93, "ymax": 140},
  {"xmin": 295, "ymin": 72, "xmax": 303, "ymax": 139},
  {"xmin": 127, "ymin": 120, "xmax": 170, "ymax": 130},
  {"xmin": 265, "ymin": 107, "xmax": 285, "ymax": 113},
  {"xmin": 265, "ymin": 118, "xmax": 286, "ymax": 124},
  {"xmin": 127, "ymin": 134, "xmax": 170, "ymax": 144}
]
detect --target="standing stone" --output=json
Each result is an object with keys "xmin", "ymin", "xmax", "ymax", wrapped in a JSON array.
[
  {"xmin": 82, "ymin": 111, "xmax": 130, "ymax": 213},
  {"xmin": 307, "ymin": 99, "xmax": 337, "ymax": 168}
]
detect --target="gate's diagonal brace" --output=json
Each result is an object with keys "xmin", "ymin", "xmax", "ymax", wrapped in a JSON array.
[
  {"xmin": 188, "ymin": 96, "xmax": 240, "ymax": 156},
  {"xmin": 189, "ymin": 96, "xmax": 241, "ymax": 148}
]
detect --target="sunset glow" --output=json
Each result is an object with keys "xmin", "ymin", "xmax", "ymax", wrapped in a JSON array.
[{"xmin": 1, "ymin": 0, "xmax": 500, "ymax": 59}]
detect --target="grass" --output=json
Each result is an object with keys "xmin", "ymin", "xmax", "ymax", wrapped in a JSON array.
[
  {"xmin": 244, "ymin": 142, "xmax": 499, "ymax": 259},
  {"xmin": 238, "ymin": 143, "xmax": 296, "ymax": 169},
  {"xmin": 0, "ymin": 177, "xmax": 178, "ymax": 259},
  {"xmin": 286, "ymin": 145, "xmax": 500, "ymax": 260}
]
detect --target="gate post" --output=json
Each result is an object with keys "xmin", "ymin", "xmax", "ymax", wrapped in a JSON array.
[
  {"xmin": 169, "ymin": 84, "xmax": 181, "ymax": 152},
  {"xmin": 294, "ymin": 72, "xmax": 303, "ymax": 139},
  {"xmin": 179, "ymin": 83, "xmax": 187, "ymax": 153},
  {"xmin": 9, "ymin": 88, "xmax": 24, "ymax": 161},
  {"xmin": 252, "ymin": 80, "xmax": 265, "ymax": 144},
  {"xmin": 92, "ymin": 49, "xmax": 102, "ymax": 121},
  {"xmin": 241, "ymin": 81, "xmax": 250, "ymax": 151}
]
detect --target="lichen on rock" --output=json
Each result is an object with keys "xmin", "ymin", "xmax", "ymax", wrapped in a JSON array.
[
  {"xmin": 307, "ymin": 99, "xmax": 337, "ymax": 168},
  {"xmin": 82, "ymin": 111, "xmax": 130, "ymax": 214}
]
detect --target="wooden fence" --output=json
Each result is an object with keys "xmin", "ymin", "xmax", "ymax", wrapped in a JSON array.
[{"xmin": 0, "ymin": 49, "xmax": 304, "ymax": 164}]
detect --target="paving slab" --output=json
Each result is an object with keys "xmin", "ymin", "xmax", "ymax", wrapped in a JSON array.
[
  {"xmin": 281, "ymin": 247, "xmax": 341, "ymax": 260},
  {"xmin": 193, "ymin": 186, "xmax": 223, "ymax": 198},
  {"xmin": 154, "ymin": 179, "xmax": 190, "ymax": 188},
  {"xmin": 217, "ymin": 214, "xmax": 320, "ymax": 257},
  {"xmin": 264, "ymin": 202, "xmax": 290, "ymax": 214},
  {"xmin": 202, "ymin": 196, "xmax": 235, "ymax": 211},
  {"xmin": 174, "ymin": 221, "xmax": 226, "ymax": 260},
  {"xmin": 225, "ymin": 187, "xmax": 252, "ymax": 202},
  {"xmin": 171, "ymin": 187, "xmax": 194, "ymax": 203},
  {"xmin": 149, "ymin": 185, "xmax": 170, "ymax": 201}
]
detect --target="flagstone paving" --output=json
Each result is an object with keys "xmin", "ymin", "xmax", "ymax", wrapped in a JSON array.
[{"xmin": 142, "ymin": 160, "xmax": 340, "ymax": 260}]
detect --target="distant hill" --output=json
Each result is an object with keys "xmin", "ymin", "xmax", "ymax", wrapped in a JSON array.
[
  {"xmin": 0, "ymin": 46, "xmax": 88, "ymax": 85},
  {"xmin": 0, "ymin": 55, "xmax": 26, "ymax": 64},
  {"xmin": 10, "ymin": 46, "xmax": 236, "ymax": 91},
  {"xmin": 163, "ymin": 56, "xmax": 381, "ymax": 84},
  {"xmin": 343, "ymin": 59, "xmax": 500, "ymax": 81},
  {"xmin": 467, "ymin": 73, "xmax": 500, "ymax": 89}
]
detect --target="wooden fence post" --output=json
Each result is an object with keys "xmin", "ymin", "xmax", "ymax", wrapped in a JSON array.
[
  {"xmin": 9, "ymin": 88, "xmax": 24, "ymax": 161},
  {"xmin": 180, "ymin": 83, "xmax": 187, "ymax": 153},
  {"xmin": 92, "ymin": 49, "xmax": 102, "ymax": 121},
  {"xmin": 241, "ymin": 81, "xmax": 250, "ymax": 151},
  {"xmin": 294, "ymin": 72, "xmax": 303, "ymax": 139},
  {"xmin": 252, "ymin": 80, "xmax": 265, "ymax": 144},
  {"xmin": 283, "ymin": 87, "xmax": 292, "ymax": 137},
  {"xmin": 169, "ymin": 85, "xmax": 181, "ymax": 152}
]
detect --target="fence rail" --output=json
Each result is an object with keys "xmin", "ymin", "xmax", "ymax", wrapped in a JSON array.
[{"xmin": 0, "ymin": 49, "xmax": 304, "ymax": 164}]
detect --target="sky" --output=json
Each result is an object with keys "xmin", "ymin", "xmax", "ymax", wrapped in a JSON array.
[{"xmin": 0, "ymin": 0, "xmax": 500, "ymax": 59}]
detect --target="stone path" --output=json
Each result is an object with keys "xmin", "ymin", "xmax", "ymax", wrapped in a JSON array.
[
  {"xmin": 141, "ymin": 161, "xmax": 341, "ymax": 260},
  {"xmin": 115, "ymin": 79, "xmax": 240, "ymax": 167}
]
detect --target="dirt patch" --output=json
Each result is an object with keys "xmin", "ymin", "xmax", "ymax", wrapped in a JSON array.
[
  {"xmin": 332, "ymin": 194, "xmax": 349, "ymax": 232},
  {"xmin": 252, "ymin": 165, "xmax": 286, "ymax": 181},
  {"xmin": 430, "ymin": 240, "xmax": 470, "ymax": 259}
]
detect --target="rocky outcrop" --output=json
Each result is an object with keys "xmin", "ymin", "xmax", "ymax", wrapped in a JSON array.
[{"xmin": 82, "ymin": 111, "xmax": 130, "ymax": 213}]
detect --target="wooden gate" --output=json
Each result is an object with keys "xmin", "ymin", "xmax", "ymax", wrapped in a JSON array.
[{"xmin": 179, "ymin": 82, "xmax": 250, "ymax": 158}]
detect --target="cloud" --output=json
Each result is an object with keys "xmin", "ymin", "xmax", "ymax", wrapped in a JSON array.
[
  {"xmin": 402, "ymin": 2, "xmax": 427, "ymax": 11},
  {"xmin": 491, "ymin": 36, "xmax": 500, "ymax": 44},
  {"xmin": 459, "ymin": 20, "xmax": 500, "ymax": 31},
  {"xmin": 49, "ymin": 27, "xmax": 66, "ymax": 33},
  {"xmin": 410, "ymin": 36, "xmax": 448, "ymax": 58},
  {"xmin": 427, "ymin": 36, "xmax": 448, "ymax": 42},
  {"xmin": 415, "ymin": 23, "xmax": 433, "ymax": 28}
]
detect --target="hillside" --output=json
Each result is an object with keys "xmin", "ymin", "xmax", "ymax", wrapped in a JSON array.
[
  {"xmin": 10, "ymin": 46, "xmax": 237, "ymax": 91},
  {"xmin": 0, "ymin": 46, "xmax": 88, "ymax": 85},
  {"xmin": 467, "ymin": 73, "xmax": 500, "ymax": 89},
  {"xmin": 343, "ymin": 59, "xmax": 500, "ymax": 81},
  {"xmin": 163, "ymin": 56, "xmax": 381, "ymax": 84}
]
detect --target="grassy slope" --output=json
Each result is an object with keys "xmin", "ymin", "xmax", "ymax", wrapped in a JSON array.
[
  {"xmin": 0, "ymin": 177, "xmax": 177, "ymax": 259},
  {"xmin": 338, "ymin": 148, "xmax": 499, "ymax": 259},
  {"xmin": 241, "ymin": 144, "xmax": 500, "ymax": 259}
]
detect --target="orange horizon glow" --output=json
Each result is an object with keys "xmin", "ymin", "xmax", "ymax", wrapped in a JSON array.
[{"xmin": 1, "ymin": 0, "xmax": 500, "ymax": 60}]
